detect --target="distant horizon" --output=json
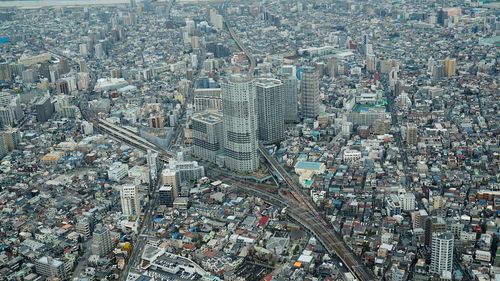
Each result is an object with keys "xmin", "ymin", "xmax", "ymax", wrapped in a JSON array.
[{"xmin": 0, "ymin": 0, "xmax": 141, "ymax": 8}]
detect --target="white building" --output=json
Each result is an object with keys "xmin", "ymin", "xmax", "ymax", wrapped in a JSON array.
[
  {"xmin": 343, "ymin": 150, "xmax": 362, "ymax": 163},
  {"xmin": 430, "ymin": 232, "xmax": 454, "ymax": 276},
  {"xmin": 401, "ymin": 193, "xmax": 416, "ymax": 212},
  {"xmin": 108, "ymin": 162, "xmax": 129, "ymax": 182},
  {"xmin": 120, "ymin": 184, "xmax": 141, "ymax": 217},
  {"xmin": 192, "ymin": 111, "xmax": 223, "ymax": 163},
  {"xmin": 221, "ymin": 74, "xmax": 259, "ymax": 173}
]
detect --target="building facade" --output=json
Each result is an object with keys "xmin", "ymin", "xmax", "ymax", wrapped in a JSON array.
[
  {"xmin": 430, "ymin": 232, "xmax": 454, "ymax": 276},
  {"xmin": 300, "ymin": 66, "xmax": 320, "ymax": 119},
  {"xmin": 256, "ymin": 78, "xmax": 284, "ymax": 144},
  {"xmin": 192, "ymin": 111, "xmax": 223, "ymax": 163},
  {"xmin": 221, "ymin": 74, "xmax": 259, "ymax": 173}
]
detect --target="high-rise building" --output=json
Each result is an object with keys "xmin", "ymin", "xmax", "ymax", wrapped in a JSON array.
[
  {"xmin": 430, "ymin": 232, "xmax": 454, "ymax": 276},
  {"xmin": 95, "ymin": 43, "xmax": 104, "ymax": 59},
  {"xmin": 444, "ymin": 58, "xmax": 456, "ymax": 78},
  {"xmin": 406, "ymin": 124, "xmax": 418, "ymax": 146},
  {"xmin": 56, "ymin": 80, "xmax": 70, "ymax": 95},
  {"xmin": 0, "ymin": 62, "xmax": 12, "ymax": 82},
  {"xmin": 0, "ymin": 128, "xmax": 21, "ymax": 159},
  {"xmin": 58, "ymin": 58, "xmax": 70, "ymax": 75},
  {"xmin": 120, "ymin": 184, "xmax": 141, "ymax": 217},
  {"xmin": 35, "ymin": 96, "xmax": 54, "ymax": 122},
  {"xmin": 256, "ymin": 78, "xmax": 284, "ymax": 144},
  {"xmin": 281, "ymin": 75, "xmax": 298, "ymax": 122},
  {"xmin": 22, "ymin": 68, "xmax": 38, "ymax": 83},
  {"xmin": 401, "ymin": 193, "xmax": 416, "ymax": 211},
  {"xmin": 432, "ymin": 61, "xmax": 445, "ymax": 82},
  {"xmin": 221, "ymin": 74, "xmax": 259, "ymax": 173},
  {"xmin": 91, "ymin": 224, "xmax": 114, "ymax": 256},
  {"xmin": 159, "ymin": 185, "xmax": 175, "ymax": 207},
  {"xmin": 192, "ymin": 111, "xmax": 223, "ymax": 163},
  {"xmin": 161, "ymin": 169, "xmax": 179, "ymax": 197},
  {"xmin": 425, "ymin": 216, "xmax": 447, "ymax": 246},
  {"xmin": 79, "ymin": 60, "xmax": 88, "ymax": 73},
  {"xmin": 300, "ymin": 66, "xmax": 320, "ymax": 119}
]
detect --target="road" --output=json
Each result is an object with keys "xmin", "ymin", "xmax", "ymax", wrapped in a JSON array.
[{"xmin": 220, "ymin": 0, "xmax": 256, "ymax": 76}]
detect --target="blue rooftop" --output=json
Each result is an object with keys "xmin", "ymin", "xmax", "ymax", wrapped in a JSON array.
[{"xmin": 295, "ymin": 161, "xmax": 322, "ymax": 170}]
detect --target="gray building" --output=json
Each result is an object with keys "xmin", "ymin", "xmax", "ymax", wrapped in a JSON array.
[
  {"xmin": 35, "ymin": 96, "xmax": 54, "ymax": 122},
  {"xmin": 280, "ymin": 75, "xmax": 298, "ymax": 123},
  {"xmin": 35, "ymin": 257, "xmax": 67, "ymax": 279},
  {"xmin": 256, "ymin": 78, "xmax": 284, "ymax": 144},
  {"xmin": 221, "ymin": 74, "xmax": 259, "ymax": 173},
  {"xmin": 300, "ymin": 66, "xmax": 320, "ymax": 119},
  {"xmin": 91, "ymin": 224, "xmax": 114, "ymax": 256},
  {"xmin": 192, "ymin": 111, "xmax": 223, "ymax": 163}
]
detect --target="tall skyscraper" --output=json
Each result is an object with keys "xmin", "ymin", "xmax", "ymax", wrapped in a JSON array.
[
  {"xmin": 300, "ymin": 66, "xmax": 320, "ymax": 119},
  {"xmin": 120, "ymin": 184, "xmax": 141, "ymax": 217},
  {"xmin": 221, "ymin": 74, "xmax": 259, "ymax": 173},
  {"xmin": 430, "ymin": 232, "xmax": 454, "ymax": 276},
  {"xmin": 444, "ymin": 58, "xmax": 456, "ymax": 78},
  {"xmin": 255, "ymin": 78, "xmax": 284, "ymax": 144},
  {"xmin": 192, "ymin": 111, "xmax": 223, "ymax": 163},
  {"xmin": 35, "ymin": 96, "xmax": 55, "ymax": 122},
  {"xmin": 281, "ymin": 76, "xmax": 298, "ymax": 122}
]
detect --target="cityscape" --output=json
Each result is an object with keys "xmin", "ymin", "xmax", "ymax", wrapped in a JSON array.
[{"xmin": 0, "ymin": 0, "xmax": 498, "ymax": 281}]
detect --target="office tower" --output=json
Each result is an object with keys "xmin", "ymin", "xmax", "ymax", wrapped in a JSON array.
[
  {"xmin": 159, "ymin": 185, "xmax": 175, "ymax": 207},
  {"xmin": 120, "ymin": 184, "xmax": 141, "ymax": 216},
  {"xmin": 280, "ymin": 75, "xmax": 298, "ymax": 123},
  {"xmin": 161, "ymin": 169, "xmax": 179, "ymax": 197},
  {"xmin": 432, "ymin": 61, "xmax": 445, "ymax": 82},
  {"xmin": 300, "ymin": 66, "xmax": 320, "ymax": 119},
  {"xmin": 35, "ymin": 96, "xmax": 54, "ymax": 122},
  {"xmin": 427, "ymin": 56, "xmax": 436, "ymax": 74},
  {"xmin": 425, "ymin": 216, "xmax": 447, "ymax": 246},
  {"xmin": 430, "ymin": 232, "xmax": 454, "ymax": 275},
  {"xmin": 35, "ymin": 257, "xmax": 67, "ymax": 279},
  {"xmin": 79, "ymin": 43, "xmax": 88, "ymax": 57},
  {"xmin": 209, "ymin": 9, "xmax": 224, "ymax": 29},
  {"xmin": 192, "ymin": 111, "xmax": 223, "ymax": 163},
  {"xmin": 91, "ymin": 224, "xmax": 114, "ymax": 256},
  {"xmin": 406, "ymin": 124, "xmax": 418, "ymax": 146},
  {"xmin": 95, "ymin": 43, "xmax": 104, "ymax": 59},
  {"xmin": 78, "ymin": 60, "xmax": 88, "ymax": 73},
  {"xmin": 366, "ymin": 53, "xmax": 377, "ymax": 73},
  {"xmin": 56, "ymin": 80, "xmax": 70, "ymax": 95},
  {"xmin": 0, "ymin": 62, "xmax": 11, "ymax": 82},
  {"xmin": 221, "ymin": 74, "xmax": 259, "ymax": 173},
  {"xmin": 185, "ymin": 19, "xmax": 196, "ymax": 36},
  {"xmin": 444, "ymin": 58, "xmax": 456, "ymax": 78},
  {"xmin": 58, "ymin": 58, "xmax": 70, "ymax": 75},
  {"xmin": 22, "ymin": 68, "xmax": 38, "ymax": 83},
  {"xmin": 256, "ymin": 78, "xmax": 284, "ymax": 144},
  {"xmin": 49, "ymin": 65, "xmax": 59, "ymax": 83}
]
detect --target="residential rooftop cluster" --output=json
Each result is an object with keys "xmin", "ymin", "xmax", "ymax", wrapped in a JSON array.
[{"xmin": 0, "ymin": 0, "xmax": 498, "ymax": 280}]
